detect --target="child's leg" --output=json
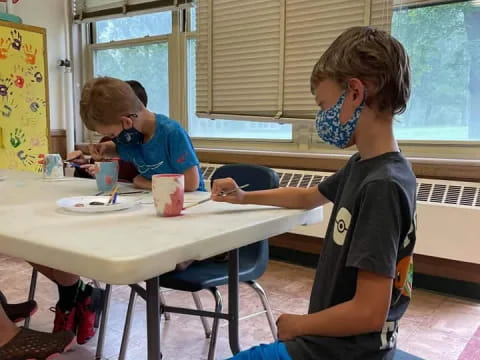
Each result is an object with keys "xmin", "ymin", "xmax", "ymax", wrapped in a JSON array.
[
  {"xmin": 227, "ymin": 341, "xmax": 292, "ymax": 360},
  {"xmin": 0, "ymin": 303, "xmax": 19, "ymax": 346},
  {"xmin": 30, "ymin": 264, "xmax": 103, "ymax": 344},
  {"xmin": 31, "ymin": 263, "xmax": 81, "ymax": 310}
]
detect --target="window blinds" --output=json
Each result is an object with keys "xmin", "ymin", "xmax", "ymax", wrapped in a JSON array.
[
  {"xmin": 196, "ymin": 0, "xmax": 394, "ymax": 121},
  {"xmin": 72, "ymin": 0, "xmax": 193, "ymax": 23}
]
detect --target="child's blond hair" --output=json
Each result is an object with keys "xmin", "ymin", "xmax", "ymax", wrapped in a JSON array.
[
  {"xmin": 311, "ymin": 26, "xmax": 411, "ymax": 115},
  {"xmin": 80, "ymin": 77, "xmax": 144, "ymax": 131}
]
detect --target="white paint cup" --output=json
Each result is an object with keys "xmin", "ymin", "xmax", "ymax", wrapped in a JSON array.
[
  {"xmin": 43, "ymin": 154, "xmax": 64, "ymax": 179},
  {"xmin": 152, "ymin": 174, "xmax": 184, "ymax": 217}
]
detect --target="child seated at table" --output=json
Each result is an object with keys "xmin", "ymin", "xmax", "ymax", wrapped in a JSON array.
[
  {"xmin": 80, "ymin": 76, "xmax": 205, "ymax": 192},
  {"xmin": 31, "ymin": 77, "xmax": 205, "ymax": 346},
  {"xmin": 68, "ymin": 79, "xmax": 143, "ymax": 182},
  {"xmin": 212, "ymin": 26, "xmax": 417, "ymax": 360}
]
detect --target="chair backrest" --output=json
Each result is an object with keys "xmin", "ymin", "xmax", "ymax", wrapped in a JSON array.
[
  {"xmin": 210, "ymin": 164, "xmax": 279, "ymax": 275},
  {"xmin": 210, "ymin": 164, "xmax": 279, "ymax": 192}
]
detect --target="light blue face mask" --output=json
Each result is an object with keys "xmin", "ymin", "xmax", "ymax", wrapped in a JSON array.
[{"xmin": 315, "ymin": 90, "xmax": 365, "ymax": 149}]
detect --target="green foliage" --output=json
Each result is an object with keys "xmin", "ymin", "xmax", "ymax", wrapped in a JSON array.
[
  {"xmin": 93, "ymin": 12, "xmax": 172, "ymax": 116},
  {"xmin": 392, "ymin": 1, "xmax": 479, "ymax": 140}
]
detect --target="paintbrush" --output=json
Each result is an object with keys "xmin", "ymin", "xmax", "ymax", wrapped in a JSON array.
[{"xmin": 184, "ymin": 184, "xmax": 250, "ymax": 209}]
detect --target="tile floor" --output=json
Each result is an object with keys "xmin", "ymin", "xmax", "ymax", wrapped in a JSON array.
[{"xmin": 1, "ymin": 254, "xmax": 479, "ymax": 360}]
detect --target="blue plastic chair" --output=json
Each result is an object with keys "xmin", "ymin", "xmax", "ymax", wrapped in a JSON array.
[
  {"xmin": 395, "ymin": 349, "xmax": 424, "ymax": 360},
  {"xmin": 119, "ymin": 164, "xmax": 279, "ymax": 360}
]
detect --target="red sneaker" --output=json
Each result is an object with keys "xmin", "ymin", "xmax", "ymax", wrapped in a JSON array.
[
  {"xmin": 75, "ymin": 288, "xmax": 105, "ymax": 345},
  {"xmin": 51, "ymin": 305, "xmax": 77, "ymax": 333}
]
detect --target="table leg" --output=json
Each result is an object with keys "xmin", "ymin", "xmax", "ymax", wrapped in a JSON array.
[
  {"xmin": 228, "ymin": 249, "xmax": 241, "ymax": 355},
  {"xmin": 95, "ymin": 284, "xmax": 111, "ymax": 360},
  {"xmin": 146, "ymin": 277, "xmax": 162, "ymax": 360}
]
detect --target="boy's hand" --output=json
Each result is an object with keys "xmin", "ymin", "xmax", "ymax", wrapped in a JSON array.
[
  {"xmin": 277, "ymin": 313, "xmax": 303, "ymax": 341},
  {"xmin": 80, "ymin": 163, "xmax": 99, "ymax": 177},
  {"xmin": 211, "ymin": 178, "xmax": 246, "ymax": 204},
  {"xmin": 66, "ymin": 150, "xmax": 88, "ymax": 165},
  {"xmin": 133, "ymin": 175, "xmax": 152, "ymax": 190},
  {"xmin": 88, "ymin": 143, "xmax": 107, "ymax": 161}
]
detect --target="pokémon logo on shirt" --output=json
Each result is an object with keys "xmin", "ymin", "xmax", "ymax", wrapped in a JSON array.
[{"xmin": 333, "ymin": 207, "xmax": 352, "ymax": 246}]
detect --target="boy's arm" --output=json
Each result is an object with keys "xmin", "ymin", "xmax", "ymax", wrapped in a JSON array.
[
  {"xmin": 212, "ymin": 179, "xmax": 330, "ymax": 209},
  {"xmin": 133, "ymin": 175, "xmax": 152, "ymax": 190},
  {"xmin": 89, "ymin": 141, "xmax": 118, "ymax": 160},
  {"xmin": 183, "ymin": 165, "xmax": 200, "ymax": 192},
  {"xmin": 278, "ymin": 270, "xmax": 392, "ymax": 340},
  {"xmin": 167, "ymin": 123, "xmax": 202, "ymax": 191}
]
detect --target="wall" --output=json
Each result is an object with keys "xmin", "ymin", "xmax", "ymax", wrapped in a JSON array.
[{"xmin": 9, "ymin": 0, "xmax": 71, "ymax": 131}]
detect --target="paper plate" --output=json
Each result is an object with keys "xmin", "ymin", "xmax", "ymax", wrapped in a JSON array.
[{"xmin": 56, "ymin": 196, "xmax": 140, "ymax": 213}]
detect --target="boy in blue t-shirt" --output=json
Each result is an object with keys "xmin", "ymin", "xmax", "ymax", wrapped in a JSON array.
[
  {"xmin": 80, "ymin": 76, "xmax": 205, "ymax": 192},
  {"xmin": 29, "ymin": 77, "xmax": 205, "ymax": 347}
]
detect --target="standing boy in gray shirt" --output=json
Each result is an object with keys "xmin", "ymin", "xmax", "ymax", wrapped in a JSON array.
[{"xmin": 213, "ymin": 26, "xmax": 416, "ymax": 360}]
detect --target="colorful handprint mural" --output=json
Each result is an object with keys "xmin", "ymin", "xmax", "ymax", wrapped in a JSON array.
[{"xmin": 0, "ymin": 20, "xmax": 49, "ymax": 172}]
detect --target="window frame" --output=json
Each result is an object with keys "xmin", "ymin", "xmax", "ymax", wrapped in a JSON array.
[{"xmin": 78, "ymin": 4, "xmax": 480, "ymax": 161}]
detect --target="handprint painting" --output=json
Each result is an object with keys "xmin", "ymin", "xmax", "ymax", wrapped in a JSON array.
[
  {"xmin": 152, "ymin": 174, "xmax": 184, "ymax": 217},
  {"xmin": 0, "ymin": 21, "xmax": 49, "ymax": 172}
]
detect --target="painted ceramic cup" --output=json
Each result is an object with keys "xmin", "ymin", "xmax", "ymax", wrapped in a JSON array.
[
  {"xmin": 95, "ymin": 160, "xmax": 119, "ymax": 192},
  {"xmin": 152, "ymin": 174, "xmax": 184, "ymax": 217},
  {"xmin": 43, "ymin": 154, "xmax": 64, "ymax": 179}
]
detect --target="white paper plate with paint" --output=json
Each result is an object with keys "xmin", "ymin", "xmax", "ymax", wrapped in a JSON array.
[{"xmin": 56, "ymin": 196, "xmax": 140, "ymax": 213}]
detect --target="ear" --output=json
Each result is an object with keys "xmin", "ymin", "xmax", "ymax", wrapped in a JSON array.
[
  {"xmin": 347, "ymin": 78, "xmax": 366, "ymax": 107},
  {"xmin": 119, "ymin": 115, "xmax": 134, "ymax": 129}
]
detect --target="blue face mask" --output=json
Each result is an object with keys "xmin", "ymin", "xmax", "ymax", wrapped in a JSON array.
[
  {"xmin": 315, "ymin": 90, "xmax": 365, "ymax": 149},
  {"xmin": 114, "ymin": 114, "xmax": 144, "ymax": 145}
]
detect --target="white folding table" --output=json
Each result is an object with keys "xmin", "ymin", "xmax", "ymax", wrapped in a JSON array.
[{"xmin": 0, "ymin": 170, "xmax": 323, "ymax": 359}]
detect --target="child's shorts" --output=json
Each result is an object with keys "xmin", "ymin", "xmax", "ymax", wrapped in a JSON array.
[{"xmin": 227, "ymin": 341, "xmax": 292, "ymax": 360}]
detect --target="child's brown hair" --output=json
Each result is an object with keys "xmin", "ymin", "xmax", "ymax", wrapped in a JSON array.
[
  {"xmin": 311, "ymin": 26, "xmax": 411, "ymax": 115},
  {"xmin": 80, "ymin": 77, "xmax": 144, "ymax": 131}
]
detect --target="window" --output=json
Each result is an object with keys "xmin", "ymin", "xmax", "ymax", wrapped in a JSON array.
[
  {"xmin": 95, "ymin": 11, "xmax": 172, "ymax": 43},
  {"xmin": 94, "ymin": 43, "xmax": 169, "ymax": 116},
  {"xmin": 84, "ymin": 1, "xmax": 480, "ymax": 157},
  {"xmin": 186, "ymin": 7, "xmax": 292, "ymax": 141},
  {"xmin": 392, "ymin": 1, "xmax": 480, "ymax": 141},
  {"xmin": 186, "ymin": 38, "xmax": 292, "ymax": 140},
  {"xmin": 92, "ymin": 11, "xmax": 171, "ymax": 117}
]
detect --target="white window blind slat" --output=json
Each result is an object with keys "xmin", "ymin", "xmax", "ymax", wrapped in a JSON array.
[{"xmin": 196, "ymin": 0, "xmax": 395, "ymax": 121}]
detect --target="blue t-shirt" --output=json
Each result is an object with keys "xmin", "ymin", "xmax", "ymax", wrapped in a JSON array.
[{"xmin": 113, "ymin": 113, "xmax": 205, "ymax": 191}]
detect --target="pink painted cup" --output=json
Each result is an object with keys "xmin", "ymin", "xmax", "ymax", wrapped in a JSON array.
[{"xmin": 152, "ymin": 174, "xmax": 184, "ymax": 217}]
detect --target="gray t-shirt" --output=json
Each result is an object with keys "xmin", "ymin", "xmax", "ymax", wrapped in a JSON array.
[{"xmin": 286, "ymin": 152, "xmax": 416, "ymax": 360}]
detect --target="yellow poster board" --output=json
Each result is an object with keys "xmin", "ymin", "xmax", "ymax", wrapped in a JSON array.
[{"xmin": 0, "ymin": 20, "xmax": 49, "ymax": 173}]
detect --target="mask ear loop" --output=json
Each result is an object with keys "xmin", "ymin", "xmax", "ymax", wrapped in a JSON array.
[{"xmin": 122, "ymin": 113, "xmax": 138, "ymax": 130}]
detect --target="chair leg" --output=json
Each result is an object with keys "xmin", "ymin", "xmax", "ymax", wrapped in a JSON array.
[
  {"xmin": 246, "ymin": 280, "xmax": 277, "ymax": 340},
  {"xmin": 207, "ymin": 287, "xmax": 223, "ymax": 360},
  {"xmin": 118, "ymin": 288, "xmax": 137, "ymax": 360},
  {"xmin": 192, "ymin": 292, "xmax": 212, "ymax": 338},
  {"xmin": 159, "ymin": 289, "xmax": 170, "ymax": 321},
  {"xmin": 24, "ymin": 269, "xmax": 38, "ymax": 329},
  {"xmin": 95, "ymin": 284, "xmax": 112, "ymax": 360}
]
